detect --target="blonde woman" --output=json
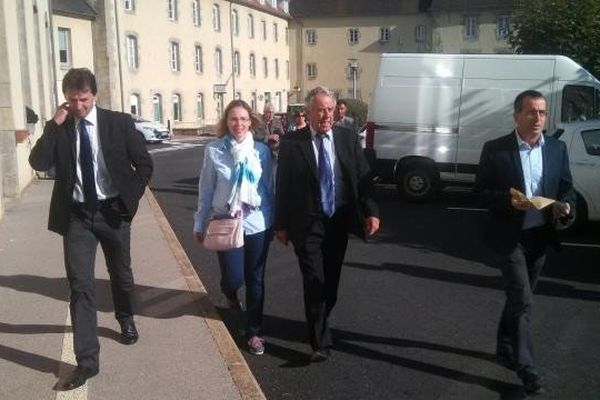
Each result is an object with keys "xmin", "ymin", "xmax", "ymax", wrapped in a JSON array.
[{"xmin": 194, "ymin": 100, "xmax": 273, "ymax": 355}]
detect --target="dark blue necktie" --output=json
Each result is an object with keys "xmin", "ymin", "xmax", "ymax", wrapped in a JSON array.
[
  {"xmin": 317, "ymin": 133, "xmax": 335, "ymax": 217},
  {"xmin": 78, "ymin": 119, "xmax": 98, "ymax": 211}
]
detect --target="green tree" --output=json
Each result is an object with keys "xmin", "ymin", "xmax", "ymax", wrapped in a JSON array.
[{"xmin": 509, "ymin": 0, "xmax": 600, "ymax": 77}]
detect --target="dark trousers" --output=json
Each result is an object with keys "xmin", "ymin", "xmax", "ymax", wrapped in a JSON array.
[
  {"xmin": 496, "ymin": 227, "xmax": 547, "ymax": 379},
  {"xmin": 63, "ymin": 204, "xmax": 136, "ymax": 369},
  {"xmin": 292, "ymin": 210, "xmax": 349, "ymax": 350},
  {"xmin": 217, "ymin": 228, "xmax": 272, "ymax": 337}
]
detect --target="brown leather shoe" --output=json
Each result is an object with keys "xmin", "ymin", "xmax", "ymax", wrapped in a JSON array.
[{"xmin": 310, "ymin": 349, "xmax": 331, "ymax": 363}]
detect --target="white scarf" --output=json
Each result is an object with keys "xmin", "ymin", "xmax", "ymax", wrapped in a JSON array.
[{"xmin": 226, "ymin": 133, "xmax": 262, "ymax": 215}]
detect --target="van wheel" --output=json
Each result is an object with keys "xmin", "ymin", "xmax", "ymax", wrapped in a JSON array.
[{"xmin": 397, "ymin": 165, "xmax": 439, "ymax": 202}]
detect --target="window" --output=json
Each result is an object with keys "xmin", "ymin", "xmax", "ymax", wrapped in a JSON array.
[
  {"xmin": 124, "ymin": 0, "xmax": 135, "ymax": 11},
  {"xmin": 273, "ymin": 23, "xmax": 278, "ymax": 42},
  {"xmin": 286, "ymin": 60, "xmax": 289, "ymax": 79},
  {"xmin": 274, "ymin": 58, "xmax": 279, "ymax": 79},
  {"xmin": 194, "ymin": 45, "xmax": 203, "ymax": 73},
  {"xmin": 167, "ymin": 0, "xmax": 177, "ymax": 21},
  {"xmin": 262, "ymin": 57, "xmax": 268, "ymax": 78},
  {"xmin": 153, "ymin": 94, "xmax": 163, "ymax": 122},
  {"xmin": 129, "ymin": 94, "xmax": 140, "ymax": 115},
  {"xmin": 192, "ymin": 0, "xmax": 201, "ymax": 26},
  {"xmin": 172, "ymin": 94, "xmax": 181, "ymax": 122},
  {"xmin": 196, "ymin": 93, "xmax": 205, "ymax": 121},
  {"xmin": 126, "ymin": 35, "xmax": 138, "ymax": 69},
  {"xmin": 348, "ymin": 28, "xmax": 360, "ymax": 45},
  {"xmin": 261, "ymin": 20, "xmax": 267, "ymax": 40},
  {"xmin": 235, "ymin": 91, "xmax": 241, "ymax": 100},
  {"xmin": 285, "ymin": 27, "xmax": 289, "ymax": 44},
  {"xmin": 214, "ymin": 48, "xmax": 222, "ymax": 74},
  {"xmin": 212, "ymin": 4, "xmax": 220, "ymax": 31},
  {"xmin": 379, "ymin": 27, "xmax": 390, "ymax": 43},
  {"xmin": 464, "ymin": 16, "xmax": 478, "ymax": 40},
  {"xmin": 306, "ymin": 63, "xmax": 317, "ymax": 79},
  {"xmin": 270, "ymin": 0, "xmax": 277, "ymax": 7},
  {"xmin": 231, "ymin": 9, "xmax": 239, "ymax": 36},
  {"xmin": 561, "ymin": 85, "xmax": 600, "ymax": 122},
  {"xmin": 169, "ymin": 41, "xmax": 180, "ymax": 71},
  {"xmin": 305, "ymin": 29, "xmax": 316, "ymax": 45},
  {"xmin": 233, "ymin": 51, "xmax": 240, "ymax": 76},
  {"xmin": 247, "ymin": 14, "xmax": 254, "ymax": 38},
  {"xmin": 415, "ymin": 24, "xmax": 426, "ymax": 43},
  {"xmin": 249, "ymin": 53, "xmax": 256, "ymax": 77},
  {"xmin": 57, "ymin": 27, "xmax": 71, "ymax": 67},
  {"xmin": 581, "ymin": 129, "xmax": 600, "ymax": 155},
  {"xmin": 251, "ymin": 92, "xmax": 257, "ymax": 112},
  {"xmin": 497, "ymin": 15, "xmax": 510, "ymax": 39}
]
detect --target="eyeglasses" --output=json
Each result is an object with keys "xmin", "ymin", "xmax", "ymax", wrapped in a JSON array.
[{"xmin": 295, "ymin": 114, "xmax": 306, "ymax": 118}]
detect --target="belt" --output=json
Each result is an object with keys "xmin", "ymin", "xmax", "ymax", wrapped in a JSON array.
[{"xmin": 72, "ymin": 197, "xmax": 119, "ymax": 209}]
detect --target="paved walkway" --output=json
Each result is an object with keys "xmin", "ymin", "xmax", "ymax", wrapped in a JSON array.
[{"xmin": 0, "ymin": 179, "xmax": 264, "ymax": 400}]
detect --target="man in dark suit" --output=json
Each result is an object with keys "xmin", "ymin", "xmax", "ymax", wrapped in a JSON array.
[
  {"xmin": 275, "ymin": 86, "xmax": 380, "ymax": 362},
  {"xmin": 474, "ymin": 90, "xmax": 575, "ymax": 395},
  {"xmin": 29, "ymin": 68, "xmax": 153, "ymax": 390}
]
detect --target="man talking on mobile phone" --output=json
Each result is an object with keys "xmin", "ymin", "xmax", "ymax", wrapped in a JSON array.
[{"xmin": 29, "ymin": 68, "xmax": 153, "ymax": 390}]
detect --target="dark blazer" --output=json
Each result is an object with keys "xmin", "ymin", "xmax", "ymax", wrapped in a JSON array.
[
  {"xmin": 474, "ymin": 131, "xmax": 575, "ymax": 254},
  {"xmin": 29, "ymin": 107, "xmax": 153, "ymax": 235},
  {"xmin": 274, "ymin": 125, "xmax": 379, "ymax": 242}
]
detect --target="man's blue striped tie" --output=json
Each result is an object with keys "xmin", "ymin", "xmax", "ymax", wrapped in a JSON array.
[{"xmin": 317, "ymin": 133, "xmax": 335, "ymax": 217}]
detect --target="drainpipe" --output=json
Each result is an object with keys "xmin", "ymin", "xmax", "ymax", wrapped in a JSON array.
[
  {"xmin": 229, "ymin": 0, "xmax": 236, "ymax": 99},
  {"xmin": 113, "ymin": 0, "xmax": 125, "ymax": 111}
]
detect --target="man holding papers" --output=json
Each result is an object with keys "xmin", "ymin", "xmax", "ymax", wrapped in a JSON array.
[{"xmin": 474, "ymin": 90, "xmax": 575, "ymax": 396}]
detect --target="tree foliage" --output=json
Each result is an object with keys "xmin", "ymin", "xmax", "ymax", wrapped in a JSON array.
[
  {"xmin": 343, "ymin": 98, "xmax": 368, "ymax": 128},
  {"xmin": 509, "ymin": 0, "xmax": 600, "ymax": 78}
]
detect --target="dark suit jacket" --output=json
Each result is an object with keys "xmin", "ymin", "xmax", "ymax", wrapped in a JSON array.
[
  {"xmin": 29, "ymin": 107, "xmax": 153, "ymax": 235},
  {"xmin": 274, "ymin": 125, "xmax": 379, "ymax": 242},
  {"xmin": 474, "ymin": 131, "xmax": 575, "ymax": 254}
]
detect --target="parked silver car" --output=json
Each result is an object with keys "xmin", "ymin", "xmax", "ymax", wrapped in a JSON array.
[{"xmin": 133, "ymin": 116, "xmax": 170, "ymax": 143}]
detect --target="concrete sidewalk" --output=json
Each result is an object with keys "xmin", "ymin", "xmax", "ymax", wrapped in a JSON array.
[{"xmin": 0, "ymin": 179, "xmax": 265, "ymax": 400}]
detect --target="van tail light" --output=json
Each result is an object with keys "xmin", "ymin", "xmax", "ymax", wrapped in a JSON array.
[{"xmin": 365, "ymin": 121, "xmax": 375, "ymax": 149}]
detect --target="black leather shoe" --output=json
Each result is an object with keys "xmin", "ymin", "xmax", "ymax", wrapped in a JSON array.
[
  {"xmin": 61, "ymin": 366, "xmax": 98, "ymax": 390},
  {"xmin": 523, "ymin": 378, "xmax": 546, "ymax": 396},
  {"xmin": 119, "ymin": 319, "xmax": 139, "ymax": 345},
  {"xmin": 310, "ymin": 349, "xmax": 331, "ymax": 363}
]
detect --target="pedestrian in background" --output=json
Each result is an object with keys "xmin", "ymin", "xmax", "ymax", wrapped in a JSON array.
[
  {"xmin": 333, "ymin": 99, "xmax": 357, "ymax": 133},
  {"xmin": 287, "ymin": 107, "xmax": 308, "ymax": 133},
  {"xmin": 474, "ymin": 89, "xmax": 575, "ymax": 396},
  {"xmin": 29, "ymin": 68, "xmax": 153, "ymax": 390},
  {"xmin": 194, "ymin": 100, "xmax": 274, "ymax": 356},
  {"xmin": 275, "ymin": 86, "xmax": 380, "ymax": 362},
  {"xmin": 255, "ymin": 103, "xmax": 285, "ymax": 160}
]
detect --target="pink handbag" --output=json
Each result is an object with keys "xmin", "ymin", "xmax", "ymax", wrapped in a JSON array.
[{"xmin": 203, "ymin": 215, "xmax": 244, "ymax": 251}]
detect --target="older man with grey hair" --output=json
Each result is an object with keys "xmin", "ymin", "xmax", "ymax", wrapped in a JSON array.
[{"xmin": 274, "ymin": 85, "xmax": 380, "ymax": 362}]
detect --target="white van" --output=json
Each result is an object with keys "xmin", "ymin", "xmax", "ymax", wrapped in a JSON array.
[
  {"xmin": 365, "ymin": 53, "xmax": 600, "ymax": 213},
  {"xmin": 555, "ymin": 121, "xmax": 600, "ymax": 226}
]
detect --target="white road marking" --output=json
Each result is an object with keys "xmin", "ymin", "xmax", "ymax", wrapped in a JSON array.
[
  {"xmin": 56, "ymin": 309, "xmax": 86, "ymax": 400},
  {"xmin": 562, "ymin": 242, "xmax": 600, "ymax": 249},
  {"xmin": 147, "ymin": 141, "xmax": 205, "ymax": 154}
]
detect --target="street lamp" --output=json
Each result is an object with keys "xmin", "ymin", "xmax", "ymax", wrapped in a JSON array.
[
  {"xmin": 347, "ymin": 59, "xmax": 359, "ymax": 99},
  {"xmin": 288, "ymin": 85, "xmax": 301, "ymax": 102}
]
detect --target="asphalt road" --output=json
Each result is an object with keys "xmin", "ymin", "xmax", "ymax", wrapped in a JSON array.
[{"xmin": 148, "ymin": 138, "xmax": 600, "ymax": 400}]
